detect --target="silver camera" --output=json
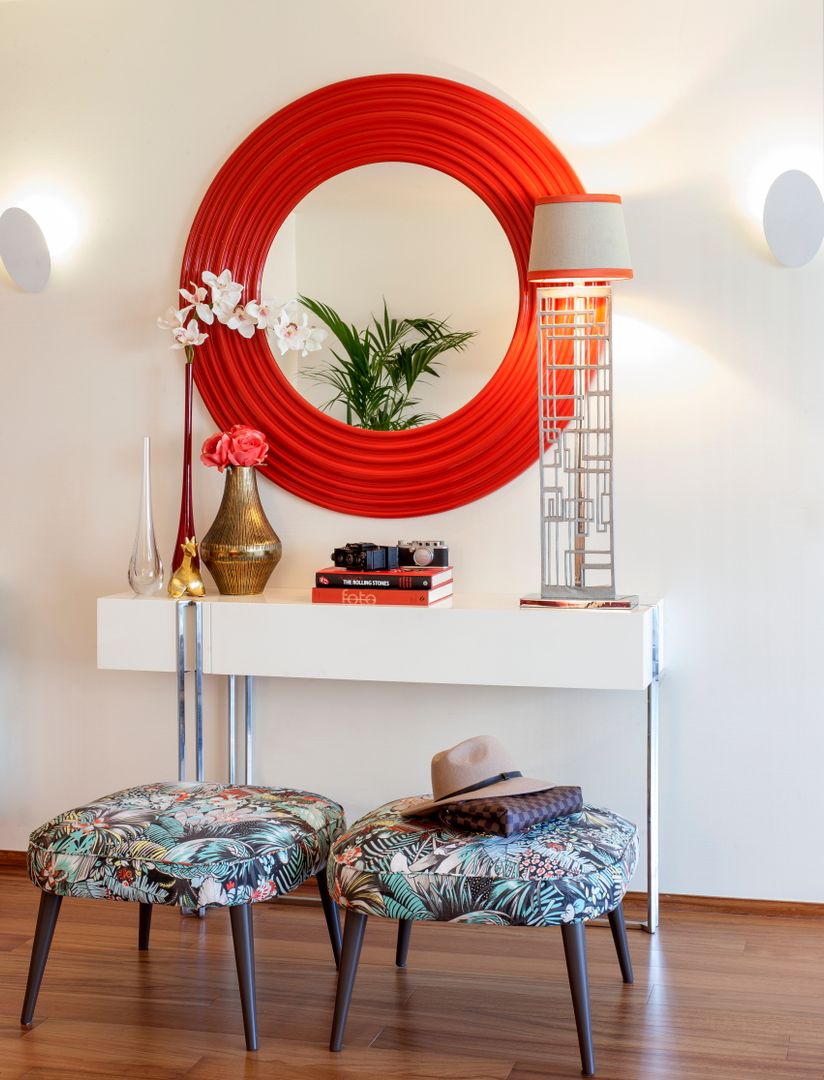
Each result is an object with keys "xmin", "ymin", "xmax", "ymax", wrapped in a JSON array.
[{"xmin": 397, "ymin": 540, "xmax": 449, "ymax": 568}]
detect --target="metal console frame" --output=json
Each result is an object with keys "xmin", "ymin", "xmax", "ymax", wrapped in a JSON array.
[
  {"xmin": 227, "ymin": 673, "xmax": 255, "ymax": 785},
  {"xmin": 176, "ymin": 599, "xmax": 203, "ymax": 783},
  {"xmin": 176, "ymin": 599, "xmax": 255, "ymax": 787},
  {"xmin": 174, "ymin": 598, "xmax": 661, "ymax": 933},
  {"xmin": 646, "ymin": 603, "xmax": 661, "ymax": 933}
]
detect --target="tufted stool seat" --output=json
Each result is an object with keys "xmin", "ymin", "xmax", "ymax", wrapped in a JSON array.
[
  {"xmin": 22, "ymin": 782, "xmax": 345, "ymax": 1050},
  {"xmin": 327, "ymin": 798, "xmax": 638, "ymax": 1075}
]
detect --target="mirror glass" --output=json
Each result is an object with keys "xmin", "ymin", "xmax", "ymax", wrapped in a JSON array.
[{"xmin": 262, "ymin": 163, "xmax": 519, "ymax": 427}]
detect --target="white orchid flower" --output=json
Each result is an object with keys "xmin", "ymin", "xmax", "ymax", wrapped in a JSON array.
[
  {"xmin": 202, "ymin": 269, "xmax": 243, "ymax": 312},
  {"xmin": 211, "ymin": 299, "xmax": 236, "ymax": 326},
  {"xmin": 301, "ymin": 325, "xmax": 327, "ymax": 356},
  {"xmin": 171, "ymin": 318, "xmax": 208, "ymax": 350},
  {"xmin": 179, "ymin": 282, "xmax": 214, "ymax": 324},
  {"xmin": 244, "ymin": 299, "xmax": 281, "ymax": 331},
  {"xmin": 272, "ymin": 304, "xmax": 328, "ymax": 357},
  {"xmin": 226, "ymin": 304, "xmax": 258, "ymax": 339},
  {"xmin": 157, "ymin": 306, "xmax": 186, "ymax": 331}
]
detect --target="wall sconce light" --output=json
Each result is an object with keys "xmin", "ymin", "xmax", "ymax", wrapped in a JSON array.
[
  {"xmin": 763, "ymin": 170, "xmax": 824, "ymax": 267},
  {"xmin": 521, "ymin": 195, "xmax": 636, "ymax": 609},
  {"xmin": 0, "ymin": 207, "xmax": 51, "ymax": 292}
]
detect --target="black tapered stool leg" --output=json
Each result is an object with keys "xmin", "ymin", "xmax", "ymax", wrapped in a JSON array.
[
  {"xmin": 561, "ymin": 921, "xmax": 596, "ymax": 1077},
  {"xmin": 330, "ymin": 910, "xmax": 368, "ymax": 1052},
  {"xmin": 315, "ymin": 867, "xmax": 342, "ymax": 969},
  {"xmin": 608, "ymin": 902, "xmax": 634, "ymax": 984},
  {"xmin": 138, "ymin": 903, "xmax": 152, "ymax": 951},
  {"xmin": 21, "ymin": 892, "xmax": 63, "ymax": 1026},
  {"xmin": 396, "ymin": 918, "xmax": 413, "ymax": 968},
  {"xmin": 229, "ymin": 904, "xmax": 258, "ymax": 1051}
]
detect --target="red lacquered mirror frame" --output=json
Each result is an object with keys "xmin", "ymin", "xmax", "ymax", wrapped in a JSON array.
[{"xmin": 183, "ymin": 74, "xmax": 583, "ymax": 517}]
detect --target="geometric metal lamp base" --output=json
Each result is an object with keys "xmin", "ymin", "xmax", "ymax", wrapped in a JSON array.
[{"xmin": 520, "ymin": 594, "xmax": 640, "ymax": 609}]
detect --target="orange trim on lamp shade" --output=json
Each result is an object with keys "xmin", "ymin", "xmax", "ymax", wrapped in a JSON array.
[
  {"xmin": 528, "ymin": 268, "xmax": 634, "ymax": 282},
  {"xmin": 183, "ymin": 74, "xmax": 585, "ymax": 518},
  {"xmin": 536, "ymin": 194, "xmax": 622, "ymax": 205}
]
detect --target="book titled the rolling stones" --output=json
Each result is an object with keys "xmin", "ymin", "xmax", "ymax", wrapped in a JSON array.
[{"xmin": 314, "ymin": 566, "xmax": 453, "ymax": 590}]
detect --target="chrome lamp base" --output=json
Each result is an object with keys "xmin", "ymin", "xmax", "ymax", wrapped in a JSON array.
[{"xmin": 520, "ymin": 593, "xmax": 639, "ymax": 609}]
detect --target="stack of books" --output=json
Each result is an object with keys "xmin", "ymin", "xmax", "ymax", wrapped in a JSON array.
[{"xmin": 311, "ymin": 565, "xmax": 453, "ymax": 607}]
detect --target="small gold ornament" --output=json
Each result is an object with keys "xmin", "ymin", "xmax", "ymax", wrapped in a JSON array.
[{"xmin": 168, "ymin": 538, "xmax": 206, "ymax": 598}]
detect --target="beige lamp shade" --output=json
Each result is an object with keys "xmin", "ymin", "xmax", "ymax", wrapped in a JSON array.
[{"xmin": 528, "ymin": 195, "xmax": 632, "ymax": 282}]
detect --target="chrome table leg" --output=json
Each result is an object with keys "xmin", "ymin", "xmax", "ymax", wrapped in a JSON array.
[
  {"xmin": 227, "ymin": 675, "xmax": 237, "ymax": 784},
  {"xmin": 245, "ymin": 675, "xmax": 254, "ymax": 784},
  {"xmin": 194, "ymin": 601, "xmax": 204, "ymax": 783},
  {"xmin": 644, "ymin": 604, "xmax": 661, "ymax": 934},
  {"xmin": 176, "ymin": 601, "xmax": 187, "ymax": 782}
]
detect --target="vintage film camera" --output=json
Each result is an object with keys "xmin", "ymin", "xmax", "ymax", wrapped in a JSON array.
[
  {"xmin": 331, "ymin": 542, "xmax": 400, "ymax": 572},
  {"xmin": 397, "ymin": 540, "xmax": 449, "ymax": 568}
]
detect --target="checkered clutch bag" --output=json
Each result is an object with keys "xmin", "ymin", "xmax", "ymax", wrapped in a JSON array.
[{"xmin": 438, "ymin": 786, "xmax": 583, "ymax": 837}]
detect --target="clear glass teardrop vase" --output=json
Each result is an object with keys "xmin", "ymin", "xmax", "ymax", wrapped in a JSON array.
[{"xmin": 128, "ymin": 435, "xmax": 164, "ymax": 595}]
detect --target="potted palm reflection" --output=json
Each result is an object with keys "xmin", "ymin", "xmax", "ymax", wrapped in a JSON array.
[{"xmin": 298, "ymin": 296, "xmax": 476, "ymax": 431}]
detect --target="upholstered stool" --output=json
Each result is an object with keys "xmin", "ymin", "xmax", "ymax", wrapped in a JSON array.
[
  {"xmin": 22, "ymin": 782, "xmax": 345, "ymax": 1049},
  {"xmin": 327, "ymin": 799, "xmax": 638, "ymax": 1076}
]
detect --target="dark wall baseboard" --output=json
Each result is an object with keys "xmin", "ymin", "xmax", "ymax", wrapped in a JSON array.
[{"xmin": 624, "ymin": 890, "xmax": 824, "ymax": 919}]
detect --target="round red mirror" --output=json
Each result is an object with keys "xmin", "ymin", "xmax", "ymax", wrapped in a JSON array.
[{"xmin": 183, "ymin": 75, "xmax": 583, "ymax": 517}]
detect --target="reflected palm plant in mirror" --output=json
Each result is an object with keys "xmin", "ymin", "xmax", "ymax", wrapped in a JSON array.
[{"xmin": 299, "ymin": 296, "xmax": 476, "ymax": 431}]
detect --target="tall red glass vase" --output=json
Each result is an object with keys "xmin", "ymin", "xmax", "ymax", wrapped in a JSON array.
[{"xmin": 171, "ymin": 359, "xmax": 199, "ymax": 573}]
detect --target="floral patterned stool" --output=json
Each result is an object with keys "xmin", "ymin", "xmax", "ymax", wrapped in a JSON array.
[
  {"xmin": 22, "ymin": 782, "xmax": 345, "ymax": 1050},
  {"xmin": 327, "ymin": 799, "xmax": 638, "ymax": 1076}
]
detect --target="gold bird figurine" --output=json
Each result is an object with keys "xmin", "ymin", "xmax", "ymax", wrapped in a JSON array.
[{"xmin": 168, "ymin": 538, "xmax": 206, "ymax": 598}]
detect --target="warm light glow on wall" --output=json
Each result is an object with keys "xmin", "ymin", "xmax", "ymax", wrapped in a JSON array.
[
  {"xmin": 10, "ymin": 192, "xmax": 80, "ymax": 259},
  {"xmin": 612, "ymin": 312, "xmax": 730, "ymax": 405},
  {"xmin": 546, "ymin": 101, "xmax": 662, "ymax": 149},
  {"xmin": 612, "ymin": 313, "xmax": 662, "ymax": 369}
]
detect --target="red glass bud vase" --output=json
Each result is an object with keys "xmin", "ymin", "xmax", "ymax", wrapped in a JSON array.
[{"xmin": 171, "ymin": 359, "xmax": 199, "ymax": 574}]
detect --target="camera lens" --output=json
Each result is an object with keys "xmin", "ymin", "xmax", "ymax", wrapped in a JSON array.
[{"xmin": 413, "ymin": 546, "xmax": 433, "ymax": 567}]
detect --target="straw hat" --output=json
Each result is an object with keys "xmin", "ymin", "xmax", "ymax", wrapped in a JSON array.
[{"xmin": 402, "ymin": 735, "xmax": 553, "ymax": 816}]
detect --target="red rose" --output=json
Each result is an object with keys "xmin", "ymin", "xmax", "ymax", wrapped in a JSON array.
[
  {"xmin": 227, "ymin": 425, "xmax": 268, "ymax": 468},
  {"xmin": 200, "ymin": 432, "xmax": 232, "ymax": 472}
]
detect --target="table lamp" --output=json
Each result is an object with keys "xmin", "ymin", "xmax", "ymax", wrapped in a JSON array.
[{"xmin": 521, "ymin": 195, "xmax": 636, "ymax": 608}]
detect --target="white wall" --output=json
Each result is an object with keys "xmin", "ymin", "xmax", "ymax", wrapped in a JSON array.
[{"xmin": 1, "ymin": 0, "xmax": 823, "ymax": 903}]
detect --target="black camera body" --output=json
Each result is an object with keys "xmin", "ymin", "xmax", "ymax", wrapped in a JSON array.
[
  {"xmin": 331, "ymin": 542, "xmax": 400, "ymax": 572},
  {"xmin": 397, "ymin": 540, "xmax": 449, "ymax": 568}
]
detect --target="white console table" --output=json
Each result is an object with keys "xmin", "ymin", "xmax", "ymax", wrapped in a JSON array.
[{"xmin": 97, "ymin": 589, "xmax": 663, "ymax": 931}]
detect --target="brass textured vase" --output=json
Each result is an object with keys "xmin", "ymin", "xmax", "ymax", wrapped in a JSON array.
[{"xmin": 200, "ymin": 467, "xmax": 282, "ymax": 595}]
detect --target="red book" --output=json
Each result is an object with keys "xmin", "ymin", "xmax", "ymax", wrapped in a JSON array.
[
  {"xmin": 314, "ymin": 566, "xmax": 453, "ymax": 590},
  {"xmin": 311, "ymin": 583, "xmax": 453, "ymax": 606}
]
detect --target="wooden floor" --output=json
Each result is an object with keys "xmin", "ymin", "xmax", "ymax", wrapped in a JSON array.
[{"xmin": 1, "ymin": 868, "xmax": 822, "ymax": 1079}]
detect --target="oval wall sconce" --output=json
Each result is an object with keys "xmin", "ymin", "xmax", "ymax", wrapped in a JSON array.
[
  {"xmin": 0, "ymin": 207, "xmax": 51, "ymax": 291},
  {"xmin": 763, "ymin": 170, "xmax": 824, "ymax": 267}
]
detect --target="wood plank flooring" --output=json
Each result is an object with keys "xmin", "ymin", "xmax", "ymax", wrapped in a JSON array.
[{"xmin": 0, "ymin": 867, "xmax": 821, "ymax": 1079}]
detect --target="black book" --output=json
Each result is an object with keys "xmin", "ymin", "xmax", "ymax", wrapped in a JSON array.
[{"xmin": 314, "ymin": 566, "xmax": 453, "ymax": 590}]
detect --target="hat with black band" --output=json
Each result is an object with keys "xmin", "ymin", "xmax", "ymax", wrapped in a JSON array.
[{"xmin": 402, "ymin": 735, "xmax": 554, "ymax": 817}]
